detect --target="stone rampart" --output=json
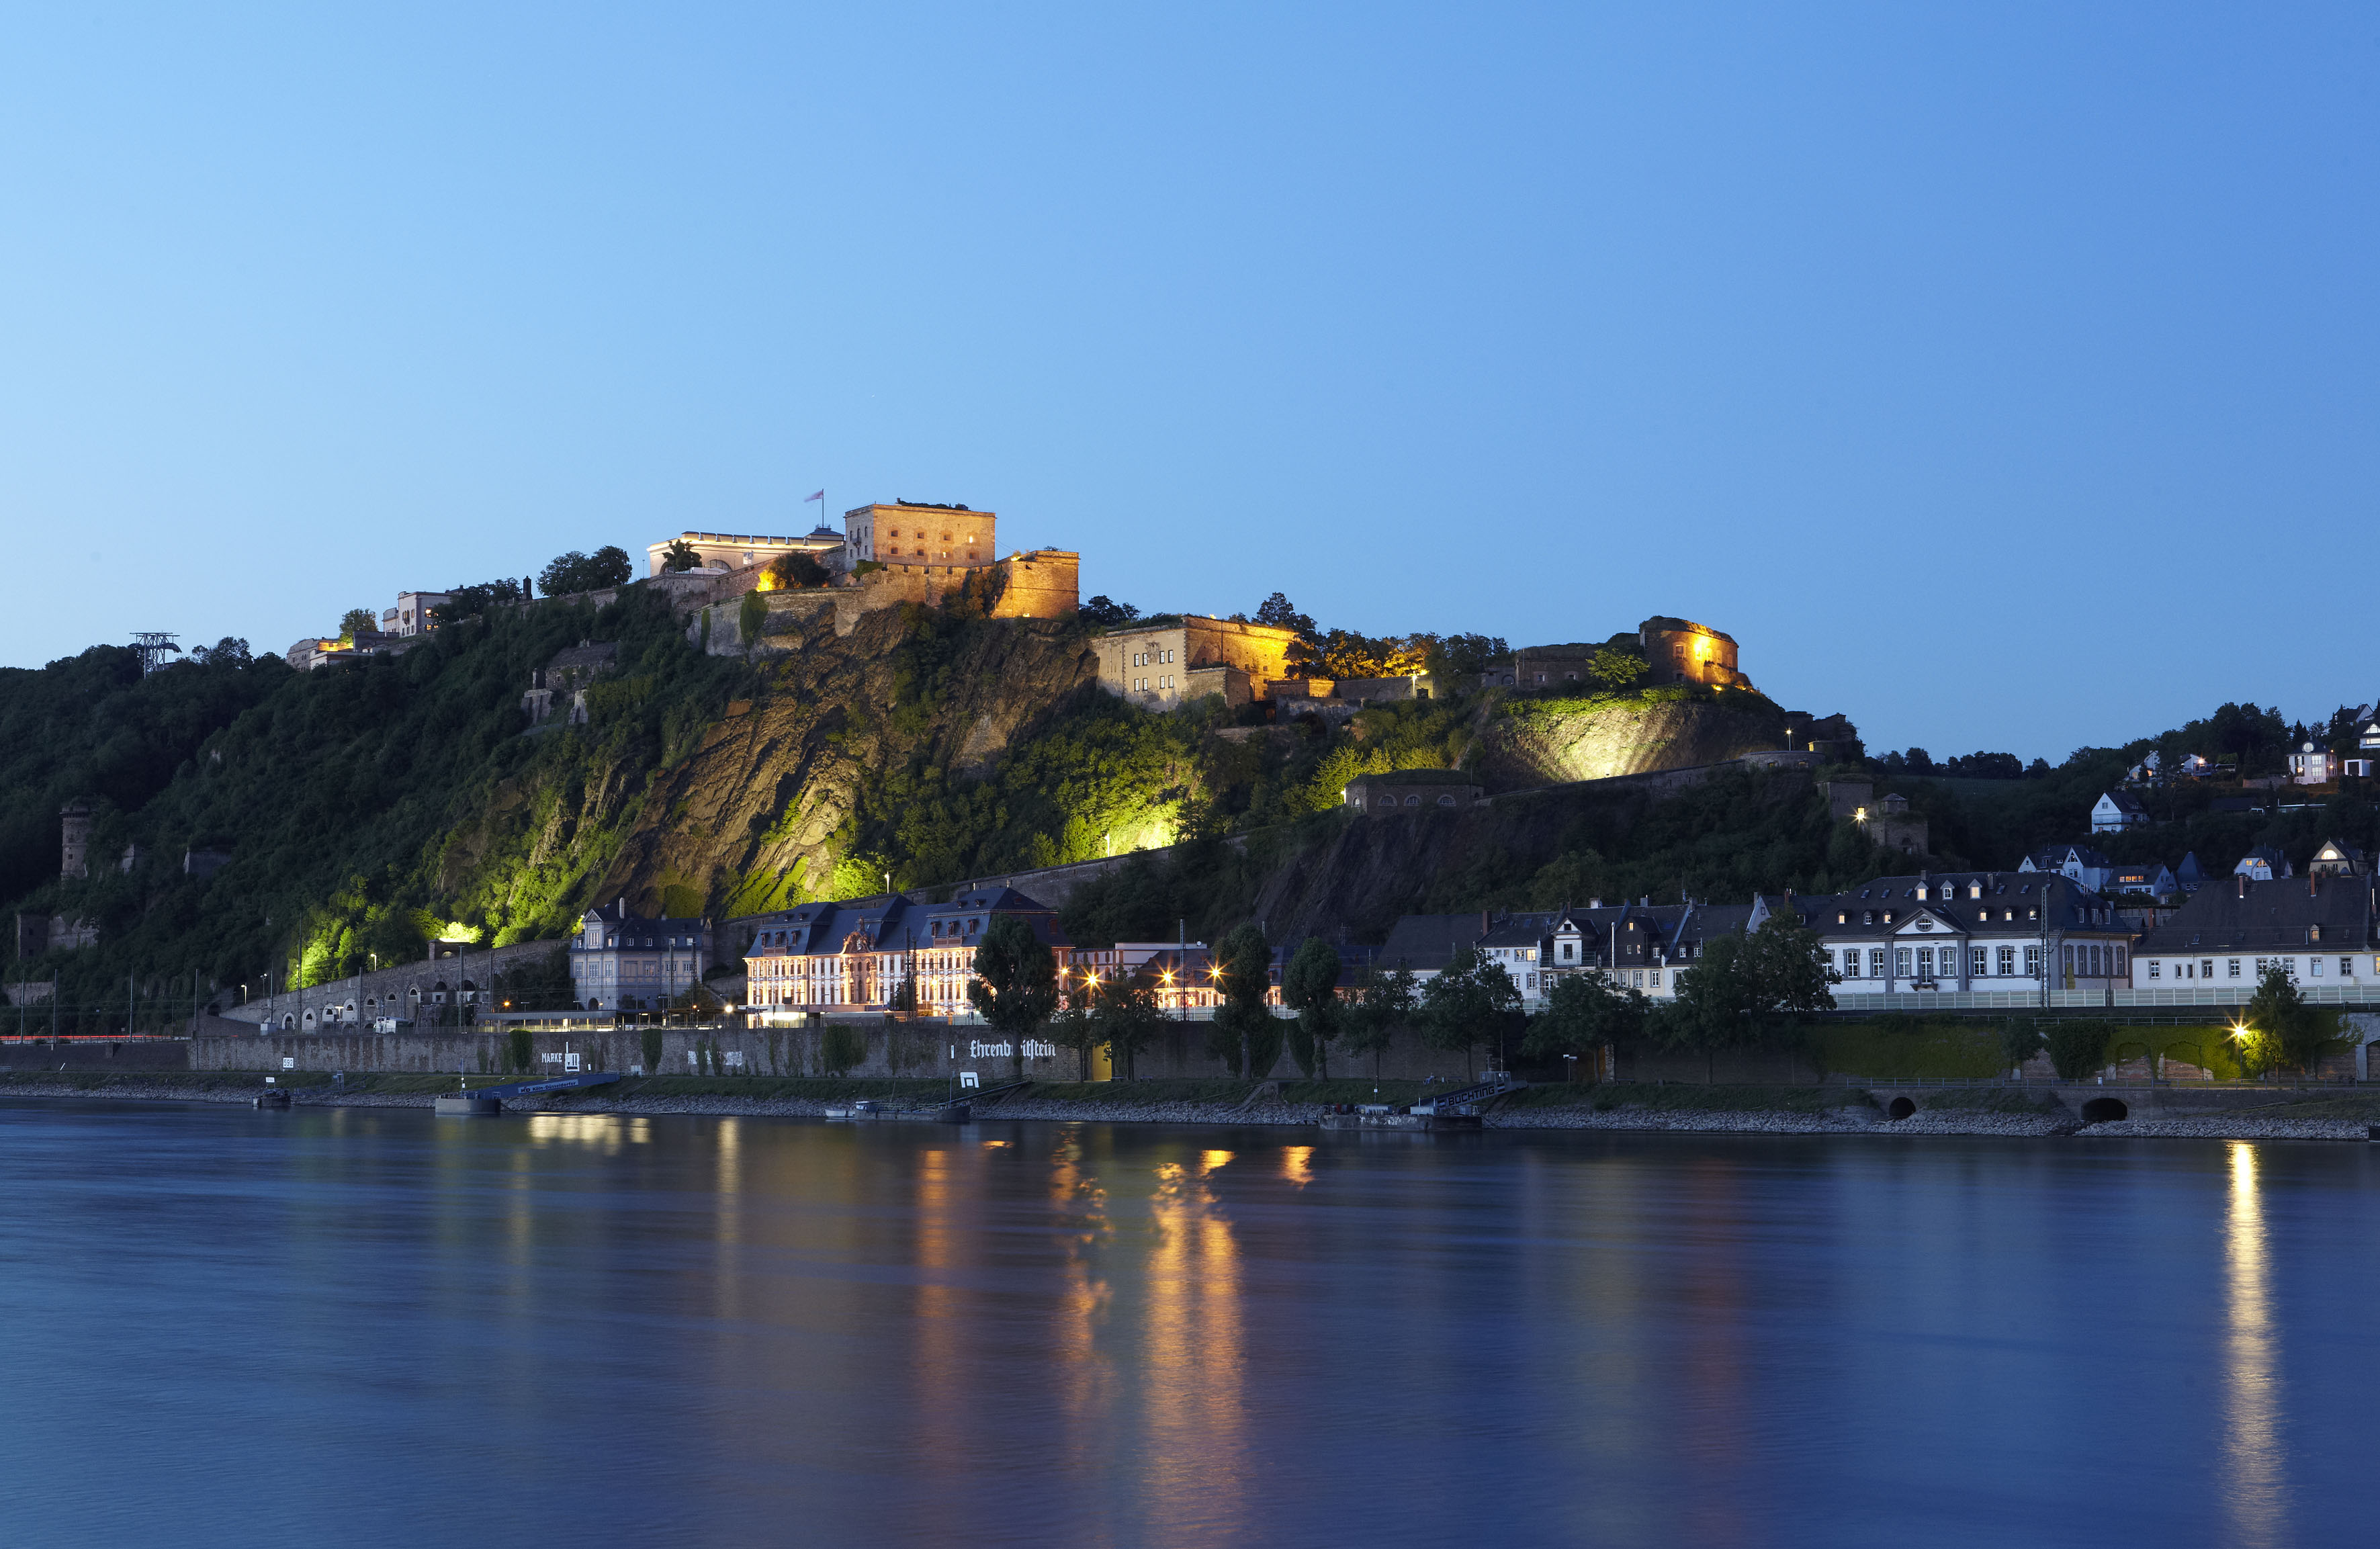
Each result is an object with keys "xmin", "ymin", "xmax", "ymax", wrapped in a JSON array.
[
  {"xmin": 991, "ymin": 550, "xmax": 1079, "ymax": 620},
  {"xmin": 218, "ymin": 940, "xmax": 567, "ymax": 1032}
]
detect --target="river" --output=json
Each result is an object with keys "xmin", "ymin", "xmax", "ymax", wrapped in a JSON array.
[{"xmin": 0, "ymin": 1099, "xmax": 2373, "ymax": 1546}]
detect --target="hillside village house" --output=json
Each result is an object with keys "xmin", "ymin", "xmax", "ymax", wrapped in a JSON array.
[
  {"xmin": 2130, "ymin": 871, "xmax": 2377, "ymax": 991},
  {"xmin": 2105, "ymin": 861, "xmax": 2180, "ymax": 898},
  {"xmin": 2289, "ymin": 741, "xmax": 2338, "ymax": 785},
  {"xmin": 2091, "ymin": 791, "xmax": 2150, "ymax": 832},
  {"xmin": 2021, "ymin": 844, "xmax": 2117, "ymax": 894},
  {"xmin": 569, "ymin": 902, "xmax": 715, "ymax": 1011},
  {"xmin": 1375, "ymin": 901, "xmax": 1756, "ymax": 1009},
  {"xmin": 380, "ymin": 591, "xmax": 451, "ymax": 638},
  {"xmin": 2309, "ymin": 840, "xmax": 2369, "ymax": 878},
  {"xmin": 1093, "ymin": 616, "xmax": 1305, "ymax": 711},
  {"xmin": 2236, "ymin": 846, "xmax": 2292, "ymax": 882}
]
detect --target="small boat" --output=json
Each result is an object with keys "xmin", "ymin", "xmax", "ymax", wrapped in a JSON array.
[{"xmin": 253, "ymin": 1090, "xmax": 292, "ymax": 1110}]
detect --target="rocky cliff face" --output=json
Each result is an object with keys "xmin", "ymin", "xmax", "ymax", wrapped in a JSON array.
[
  {"xmin": 433, "ymin": 607, "xmax": 1103, "ymax": 930},
  {"xmin": 627, "ymin": 607, "xmax": 1099, "ymax": 915},
  {"xmin": 1249, "ymin": 763, "xmax": 1823, "ymax": 946}
]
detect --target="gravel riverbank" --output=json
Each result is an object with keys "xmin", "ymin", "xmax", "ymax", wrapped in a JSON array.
[{"xmin": 5, "ymin": 1083, "xmax": 2373, "ymax": 1141}]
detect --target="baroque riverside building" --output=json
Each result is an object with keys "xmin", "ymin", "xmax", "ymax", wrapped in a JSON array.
[{"xmin": 742, "ymin": 887, "xmax": 1072, "ymax": 1015}]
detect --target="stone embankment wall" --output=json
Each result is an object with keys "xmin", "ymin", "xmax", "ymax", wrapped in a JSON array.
[
  {"xmin": 189, "ymin": 1018, "xmax": 1533, "ymax": 1085},
  {"xmin": 195, "ymin": 1021, "xmax": 1080, "ymax": 1081},
  {"xmin": 218, "ymin": 940, "xmax": 566, "ymax": 1032},
  {"xmin": 0, "ymin": 1037, "xmax": 193, "ymax": 1072}
]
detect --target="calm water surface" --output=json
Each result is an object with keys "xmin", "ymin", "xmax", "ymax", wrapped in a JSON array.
[{"xmin": 1, "ymin": 1100, "xmax": 2375, "ymax": 1547}]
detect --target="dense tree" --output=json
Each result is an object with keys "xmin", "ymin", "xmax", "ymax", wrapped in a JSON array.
[
  {"xmin": 541, "ymin": 547, "xmax": 634, "ymax": 596},
  {"xmin": 1078, "ymin": 595, "xmax": 1140, "ymax": 627},
  {"xmin": 1340, "ymin": 962, "xmax": 1417, "ymax": 1078},
  {"xmin": 2044, "ymin": 1020, "xmax": 2111, "ymax": 1081},
  {"xmin": 2240, "ymin": 962, "xmax": 2330, "ymax": 1075},
  {"xmin": 969, "ymin": 915, "xmax": 1059, "ymax": 1077},
  {"xmin": 1417, "ymin": 947, "xmax": 1522, "ymax": 1078},
  {"xmin": 767, "ymin": 551, "xmax": 830, "ymax": 590},
  {"xmin": 337, "ymin": 609, "xmax": 378, "ymax": 646},
  {"xmin": 1208, "ymin": 921, "xmax": 1275, "ymax": 1078},
  {"xmin": 659, "ymin": 538, "xmax": 703, "ymax": 574},
  {"xmin": 1253, "ymin": 592, "xmax": 1317, "ymax": 638},
  {"xmin": 1998, "ymin": 1018, "xmax": 2045, "ymax": 1077},
  {"xmin": 1522, "ymin": 969, "xmax": 1648, "ymax": 1070},
  {"xmin": 1281, "ymin": 936, "xmax": 1343, "ymax": 1077},
  {"xmin": 431, "ymin": 578, "xmax": 526, "ymax": 625},
  {"xmin": 1091, "ymin": 971, "xmax": 1168, "ymax": 1080},
  {"xmin": 1587, "ymin": 646, "xmax": 1646, "ymax": 689},
  {"xmin": 1417, "ymin": 633, "xmax": 1509, "ymax": 680},
  {"xmin": 1653, "ymin": 918, "xmax": 1836, "ymax": 1081}
]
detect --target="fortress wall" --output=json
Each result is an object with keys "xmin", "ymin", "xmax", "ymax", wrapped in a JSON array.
[
  {"xmin": 215, "ymin": 940, "xmax": 568, "ymax": 1031},
  {"xmin": 992, "ymin": 551, "xmax": 1079, "ymax": 620}
]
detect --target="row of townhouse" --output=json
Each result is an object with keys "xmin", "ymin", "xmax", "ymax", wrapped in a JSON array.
[
  {"xmin": 563, "ymin": 847, "xmax": 2379, "ymax": 1020},
  {"xmin": 1371, "ymin": 875, "xmax": 2134, "ymax": 1010}
]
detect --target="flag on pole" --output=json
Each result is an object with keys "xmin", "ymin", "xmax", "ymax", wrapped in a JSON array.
[{"xmin": 805, "ymin": 490, "xmax": 824, "ymax": 502}]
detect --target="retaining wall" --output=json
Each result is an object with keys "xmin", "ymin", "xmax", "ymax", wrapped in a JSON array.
[{"xmin": 218, "ymin": 941, "xmax": 567, "ymax": 1032}]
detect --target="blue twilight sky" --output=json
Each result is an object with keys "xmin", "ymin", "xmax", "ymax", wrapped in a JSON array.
[{"xmin": 2, "ymin": 3, "xmax": 2374, "ymax": 759}]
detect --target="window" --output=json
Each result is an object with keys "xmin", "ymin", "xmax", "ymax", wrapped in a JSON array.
[
  {"xmin": 2025, "ymin": 945, "xmax": 2042, "ymax": 977},
  {"xmin": 1998, "ymin": 946, "xmax": 2016, "ymax": 975},
  {"xmin": 2149, "ymin": 961, "xmax": 2161, "ymax": 979},
  {"xmin": 1840, "ymin": 950, "xmax": 1859, "ymax": 978},
  {"xmin": 2311, "ymin": 956, "xmax": 2324, "ymax": 976},
  {"xmin": 2342, "ymin": 957, "xmax": 2356, "ymax": 977},
  {"xmin": 1895, "ymin": 947, "xmax": 1912, "ymax": 977},
  {"xmin": 1863, "ymin": 911, "xmax": 1874, "ymax": 926},
  {"xmin": 1970, "ymin": 947, "xmax": 1986, "ymax": 976},
  {"xmin": 1869, "ymin": 948, "xmax": 1888, "ymax": 976},
  {"xmin": 1916, "ymin": 947, "xmax": 1934, "ymax": 978},
  {"xmin": 1649, "ymin": 969, "xmax": 1661, "ymax": 987},
  {"xmin": 2228, "ymin": 959, "xmax": 2241, "ymax": 978}
]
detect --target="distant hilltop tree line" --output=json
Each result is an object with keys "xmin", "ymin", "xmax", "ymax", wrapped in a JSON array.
[
  {"xmin": 318, "ymin": 547, "xmax": 636, "ymax": 643},
  {"xmin": 1875, "ymin": 700, "xmax": 2363, "ymax": 786}
]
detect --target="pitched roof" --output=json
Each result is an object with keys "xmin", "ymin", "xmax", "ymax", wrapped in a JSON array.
[
  {"xmin": 2136, "ymin": 875, "xmax": 2375, "ymax": 955},
  {"xmin": 1786, "ymin": 871, "xmax": 2115, "ymax": 937}
]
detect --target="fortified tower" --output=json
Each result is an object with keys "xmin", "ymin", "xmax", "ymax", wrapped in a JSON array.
[{"xmin": 59, "ymin": 801, "xmax": 91, "ymax": 881}]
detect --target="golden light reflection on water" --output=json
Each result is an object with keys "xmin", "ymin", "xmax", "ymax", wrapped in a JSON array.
[
  {"xmin": 525, "ymin": 1113, "xmax": 652, "ymax": 1153},
  {"xmin": 1279, "ymin": 1147, "xmax": 1314, "ymax": 1188},
  {"xmin": 1143, "ymin": 1154, "xmax": 1245, "ymax": 1532},
  {"xmin": 2223, "ymin": 1142, "xmax": 2287, "ymax": 1548},
  {"xmin": 1047, "ymin": 1133, "xmax": 1115, "ymax": 1466}
]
